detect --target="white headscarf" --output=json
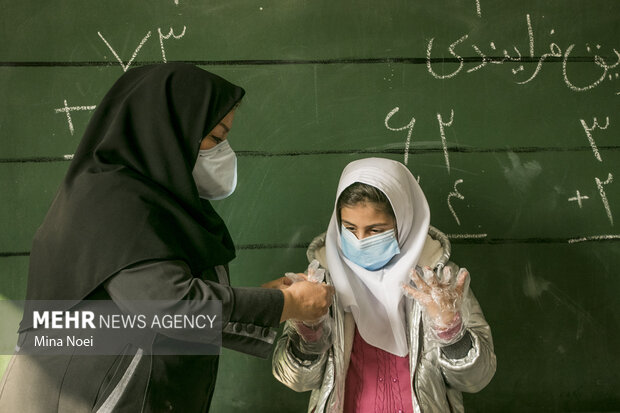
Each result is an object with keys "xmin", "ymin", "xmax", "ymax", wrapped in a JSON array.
[{"xmin": 325, "ymin": 158, "xmax": 430, "ymax": 356}]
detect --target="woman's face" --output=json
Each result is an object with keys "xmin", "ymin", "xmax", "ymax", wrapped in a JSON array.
[
  {"xmin": 199, "ymin": 109, "xmax": 236, "ymax": 150},
  {"xmin": 340, "ymin": 202, "xmax": 396, "ymax": 240}
]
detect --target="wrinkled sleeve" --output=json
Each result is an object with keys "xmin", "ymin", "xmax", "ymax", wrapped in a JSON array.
[
  {"xmin": 437, "ymin": 287, "xmax": 497, "ymax": 393},
  {"xmin": 272, "ymin": 320, "xmax": 330, "ymax": 392},
  {"xmin": 104, "ymin": 259, "xmax": 284, "ymax": 358}
]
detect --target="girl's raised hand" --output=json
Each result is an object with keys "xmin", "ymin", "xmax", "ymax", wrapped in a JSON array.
[{"xmin": 402, "ymin": 266, "xmax": 470, "ymax": 343}]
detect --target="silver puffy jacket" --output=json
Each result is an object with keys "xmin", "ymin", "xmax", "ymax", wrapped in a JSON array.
[{"xmin": 273, "ymin": 227, "xmax": 496, "ymax": 413}]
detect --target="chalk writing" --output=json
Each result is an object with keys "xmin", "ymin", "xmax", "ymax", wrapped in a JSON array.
[
  {"xmin": 446, "ymin": 233, "xmax": 488, "ymax": 239},
  {"xmin": 526, "ymin": 14, "xmax": 535, "ymax": 58},
  {"xmin": 158, "ymin": 26, "xmax": 187, "ymax": 63},
  {"xmin": 437, "ymin": 109, "xmax": 454, "ymax": 174},
  {"xmin": 595, "ymin": 173, "xmax": 614, "ymax": 225},
  {"xmin": 98, "ymin": 31, "xmax": 152, "ymax": 72},
  {"xmin": 99, "ymin": 27, "xmax": 186, "ymax": 70},
  {"xmin": 54, "ymin": 100, "xmax": 96, "ymax": 135},
  {"xmin": 426, "ymin": 13, "xmax": 620, "ymax": 93},
  {"xmin": 568, "ymin": 190, "xmax": 589, "ymax": 208},
  {"xmin": 426, "ymin": 35, "xmax": 468, "ymax": 80},
  {"xmin": 564, "ymin": 44, "xmax": 620, "ymax": 92},
  {"xmin": 385, "ymin": 107, "xmax": 416, "ymax": 165},
  {"xmin": 475, "ymin": 0, "xmax": 481, "ymax": 18},
  {"xmin": 384, "ymin": 108, "xmax": 457, "ymax": 171},
  {"xmin": 580, "ymin": 117, "xmax": 610, "ymax": 162},
  {"xmin": 447, "ymin": 179, "xmax": 465, "ymax": 226},
  {"xmin": 568, "ymin": 235, "xmax": 620, "ymax": 244}
]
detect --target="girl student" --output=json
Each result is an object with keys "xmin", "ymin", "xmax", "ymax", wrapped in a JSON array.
[{"xmin": 273, "ymin": 157, "xmax": 496, "ymax": 413}]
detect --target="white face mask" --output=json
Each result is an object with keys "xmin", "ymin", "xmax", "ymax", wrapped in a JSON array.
[{"xmin": 192, "ymin": 140, "xmax": 238, "ymax": 200}]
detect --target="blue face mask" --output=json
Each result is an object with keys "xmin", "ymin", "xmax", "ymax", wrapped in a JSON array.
[{"xmin": 340, "ymin": 225, "xmax": 401, "ymax": 271}]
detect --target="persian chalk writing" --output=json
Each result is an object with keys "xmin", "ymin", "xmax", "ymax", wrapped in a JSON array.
[
  {"xmin": 385, "ymin": 107, "xmax": 416, "ymax": 165},
  {"xmin": 426, "ymin": 13, "xmax": 620, "ymax": 94},
  {"xmin": 437, "ymin": 109, "xmax": 454, "ymax": 174},
  {"xmin": 98, "ymin": 26, "xmax": 187, "ymax": 71},
  {"xmin": 98, "ymin": 31, "xmax": 152, "ymax": 72},
  {"xmin": 158, "ymin": 26, "xmax": 187, "ymax": 63},
  {"xmin": 595, "ymin": 173, "xmax": 614, "ymax": 226},
  {"xmin": 569, "ymin": 115, "xmax": 615, "ymax": 227},
  {"xmin": 580, "ymin": 117, "xmax": 610, "ymax": 162},
  {"xmin": 447, "ymin": 179, "xmax": 466, "ymax": 226},
  {"xmin": 384, "ymin": 107, "xmax": 456, "ymax": 171}
]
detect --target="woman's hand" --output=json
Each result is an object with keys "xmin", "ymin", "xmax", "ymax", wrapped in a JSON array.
[
  {"xmin": 402, "ymin": 266, "xmax": 469, "ymax": 329},
  {"xmin": 280, "ymin": 280, "xmax": 334, "ymax": 323},
  {"xmin": 262, "ymin": 274, "xmax": 334, "ymax": 324}
]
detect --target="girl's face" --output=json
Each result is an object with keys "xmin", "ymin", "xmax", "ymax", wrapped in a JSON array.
[{"xmin": 340, "ymin": 202, "xmax": 396, "ymax": 240}]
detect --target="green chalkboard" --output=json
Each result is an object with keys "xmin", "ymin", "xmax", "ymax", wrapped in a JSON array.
[{"xmin": 1, "ymin": 0, "xmax": 619, "ymax": 411}]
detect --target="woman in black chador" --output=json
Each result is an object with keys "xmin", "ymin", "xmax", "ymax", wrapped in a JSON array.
[{"xmin": 0, "ymin": 63, "xmax": 332, "ymax": 412}]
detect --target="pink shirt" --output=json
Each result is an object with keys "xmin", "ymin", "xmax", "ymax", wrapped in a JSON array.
[{"xmin": 344, "ymin": 328, "xmax": 415, "ymax": 413}]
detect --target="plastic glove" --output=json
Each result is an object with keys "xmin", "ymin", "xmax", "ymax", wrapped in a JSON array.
[
  {"xmin": 285, "ymin": 259, "xmax": 325, "ymax": 285},
  {"xmin": 402, "ymin": 265, "xmax": 470, "ymax": 345},
  {"xmin": 285, "ymin": 259, "xmax": 334, "ymax": 354}
]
